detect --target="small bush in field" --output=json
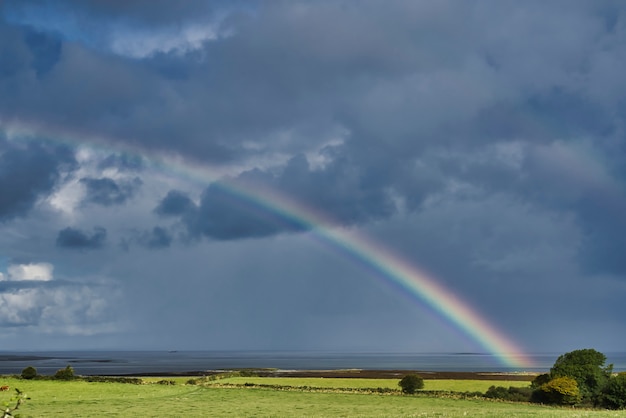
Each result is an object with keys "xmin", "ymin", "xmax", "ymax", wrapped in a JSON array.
[
  {"xmin": 156, "ymin": 379, "xmax": 175, "ymax": 385},
  {"xmin": 398, "ymin": 374, "xmax": 424, "ymax": 394},
  {"xmin": 54, "ymin": 365, "xmax": 75, "ymax": 380},
  {"xmin": 20, "ymin": 366, "xmax": 37, "ymax": 380}
]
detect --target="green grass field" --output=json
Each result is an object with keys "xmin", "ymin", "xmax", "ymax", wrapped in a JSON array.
[
  {"xmin": 210, "ymin": 376, "xmax": 531, "ymax": 392},
  {"xmin": 2, "ymin": 376, "xmax": 625, "ymax": 417}
]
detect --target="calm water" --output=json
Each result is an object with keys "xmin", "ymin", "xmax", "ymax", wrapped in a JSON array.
[{"xmin": 1, "ymin": 351, "xmax": 625, "ymax": 375}]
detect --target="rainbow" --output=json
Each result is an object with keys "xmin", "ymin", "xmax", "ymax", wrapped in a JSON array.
[{"xmin": 3, "ymin": 121, "xmax": 534, "ymax": 369}]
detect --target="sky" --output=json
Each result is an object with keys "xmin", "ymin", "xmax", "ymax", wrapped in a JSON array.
[{"xmin": 1, "ymin": 1, "xmax": 626, "ymax": 358}]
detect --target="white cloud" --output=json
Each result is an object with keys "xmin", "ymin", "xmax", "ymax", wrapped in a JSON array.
[
  {"xmin": 0, "ymin": 280, "xmax": 121, "ymax": 334},
  {"xmin": 109, "ymin": 23, "xmax": 219, "ymax": 58},
  {"xmin": 6, "ymin": 263, "xmax": 54, "ymax": 281}
]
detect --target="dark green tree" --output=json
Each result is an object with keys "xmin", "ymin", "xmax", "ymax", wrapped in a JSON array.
[
  {"xmin": 398, "ymin": 374, "xmax": 424, "ymax": 394},
  {"xmin": 549, "ymin": 348, "xmax": 612, "ymax": 404},
  {"xmin": 600, "ymin": 373, "xmax": 626, "ymax": 410},
  {"xmin": 530, "ymin": 373, "xmax": 551, "ymax": 389},
  {"xmin": 20, "ymin": 366, "xmax": 37, "ymax": 380}
]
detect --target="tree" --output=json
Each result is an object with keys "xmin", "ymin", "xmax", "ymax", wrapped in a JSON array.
[
  {"xmin": 20, "ymin": 366, "xmax": 37, "ymax": 380},
  {"xmin": 530, "ymin": 373, "xmax": 551, "ymax": 389},
  {"xmin": 600, "ymin": 373, "xmax": 626, "ymax": 410},
  {"xmin": 54, "ymin": 365, "xmax": 75, "ymax": 380},
  {"xmin": 539, "ymin": 376, "xmax": 581, "ymax": 405},
  {"xmin": 550, "ymin": 348, "xmax": 612, "ymax": 403},
  {"xmin": 398, "ymin": 374, "xmax": 424, "ymax": 394}
]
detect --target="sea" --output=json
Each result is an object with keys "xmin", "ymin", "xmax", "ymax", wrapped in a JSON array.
[{"xmin": 2, "ymin": 351, "xmax": 626, "ymax": 376}]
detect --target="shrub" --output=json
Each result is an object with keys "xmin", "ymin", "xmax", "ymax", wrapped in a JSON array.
[
  {"xmin": 530, "ymin": 373, "xmax": 550, "ymax": 389},
  {"xmin": 398, "ymin": 374, "xmax": 424, "ymax": 394},
  {"xmin": 600, "ymin": 374, "xmax": 626, "ymax": 410},
  {"xmin": 20, "ymin": 366, "xmax": 37, "ymax": 380},
  {"xmin": 155, "ymin": 379, "xmax": 175, "ymax": 385},
  {"xmin": 54, "ymin": 365, "xmax": 75, "ymax": 380},
  {"xmin": 539, "ymin": 376, "xmax": 581, "ymax": 405},
  {"xmin": 484, "ymin": 385, "xmax": 532, "ymax": 402},
  {"xmin": 484, "ymin": 385, "xmax": 508, "ymax": 399},
  {"xmin": 82, "ymin": 376, "xmax": 143, "ymax": 384}
]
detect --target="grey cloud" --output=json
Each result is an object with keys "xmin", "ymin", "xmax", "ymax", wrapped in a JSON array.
[
  {"xmin": 2, "ymin": 1, "xmax": 625, "ymax": 167},
  {"xmin": 12, "ymin": 0, "xmax": 617, "ymax": 276},
  {"xmin": 80, "ymin": 177, "xmax": 142, "ymax": 206},
  {"xmin": 193, "ymin": 183, "xmax": 294, "ymax": 240},
  {"xmin": 139, "ymin": 226, "xmax": 172, "ymax": 249},
  {"xmin": 156, "ymin": 151, "xmax": 396, "ymax": 241},
  {"xmin": 0, "ymin": 139, "xmax": 76, "ymax": 221},
  {"xmin": 154, "ymin": 190, "xmax": 195, "ymax": 217},
  {"xmin": 97, "ymin": 153, "xmax": 144, "ymax": 171},
  {"xmin": 56, "ymin": 227, "xmax": 107, "ymax": 249},
  {"xmin": 155, "ymin": 185, "xmax": 290, "ymax": 241},
  {"xmin": 276, "ymin": 153, "xmax": 395, "ymax": 224}
]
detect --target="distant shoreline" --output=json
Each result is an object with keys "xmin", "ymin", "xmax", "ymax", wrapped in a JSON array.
[{"xmin": 0, "ymin": 352, "xmax": 552, "ymax": 378}]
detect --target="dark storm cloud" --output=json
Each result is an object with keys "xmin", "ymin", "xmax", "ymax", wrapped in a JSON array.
[
  {"xmin": 276, "ymin": 153, "xmax": 395, "ymax": 224},
  {"xmin": 2, "ymin": 0, "xmax": 626, "ymax": 350},
  {"xmin": 156, "ymin": 185, "xmax": 289, "ymax": 241},
  {"xmin": 1, "ymin": 0, "xmax": 621, "ymax": 277},
  {"xmin": 156, "ymin": 151, "xmax": 396, "ymax": 241},
  {"xmin": 0, "ymin": 138, "xmax": 76, "ymax": 221},
  {"xmin": 154, "ymin": 190, "xmax": 195, "ymax": 217},
  {"xmin": 80, "ymin": 177, "xmax": 142, "ymax": 206},
  {"xmin": 56, "ymin": 226, "xmax": 107, "ymax": 249},
  {"xmin": 1, "ymin": 0, "xmax": 624, "ymax": 168}
]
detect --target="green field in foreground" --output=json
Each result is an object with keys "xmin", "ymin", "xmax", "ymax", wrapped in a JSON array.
[{"xmin": 2, "ymin": 377, "xmax": 625, "ymax": 417}]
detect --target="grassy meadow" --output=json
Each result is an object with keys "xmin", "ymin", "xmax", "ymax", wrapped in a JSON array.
[
  {"xmin": 2, "ymin": 376, "xmax": 625, "ymax": 417},
  {"xmin": 208, "ymin": 376, "xmax": 531, "ymax": 392}
]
